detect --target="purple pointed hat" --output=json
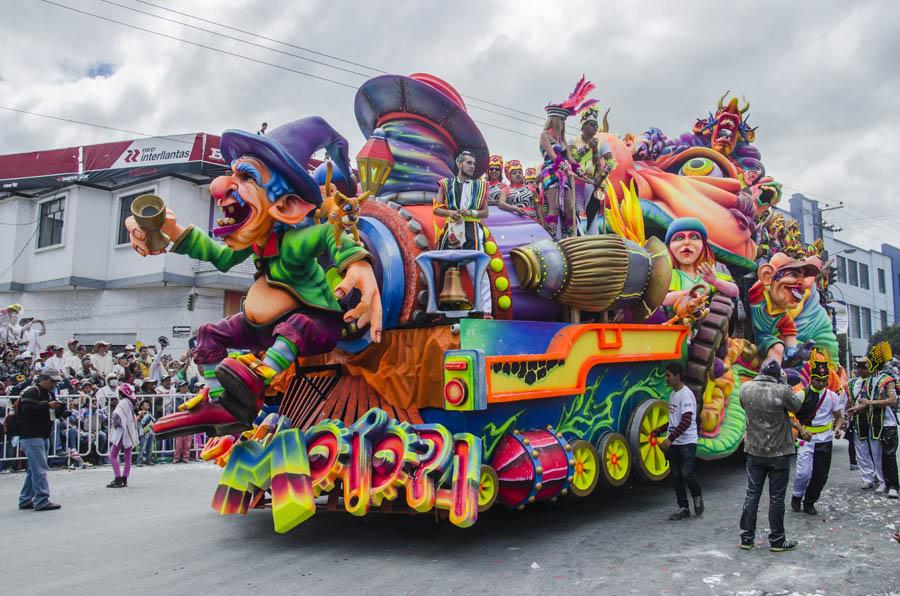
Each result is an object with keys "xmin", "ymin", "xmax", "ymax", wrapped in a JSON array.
[{"xmin": 220, "ymin": 116, "xmax": 352, "ymax": 207}]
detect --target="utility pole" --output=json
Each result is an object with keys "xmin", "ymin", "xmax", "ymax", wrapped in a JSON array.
[{"xmin": 814, "ymin": 202, "xmax": 845, "ymax": 237}]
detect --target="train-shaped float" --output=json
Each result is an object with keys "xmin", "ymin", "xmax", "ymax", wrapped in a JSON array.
[{"xmin": 144, "ymin": 73, "xmax": 838, "ymax": 532}]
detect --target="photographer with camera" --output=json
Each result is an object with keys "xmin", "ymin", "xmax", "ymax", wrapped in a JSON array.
[{"xmin": 13, "ymin": 368, "xmax": 69, "ymax": 511}]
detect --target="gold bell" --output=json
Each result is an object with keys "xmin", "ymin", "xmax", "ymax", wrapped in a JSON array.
[{"xmin": 438, "ymin": 266, "xmax": 471, "ymax": 311}]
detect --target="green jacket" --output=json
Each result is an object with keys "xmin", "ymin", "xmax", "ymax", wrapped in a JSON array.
[{"xmin": 173, "ymin": 224, "xmax": 370, "ymax": 312}]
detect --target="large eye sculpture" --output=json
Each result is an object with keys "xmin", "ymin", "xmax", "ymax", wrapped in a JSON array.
[{"xmin": 678, "ymin": 157, "xmax": 724, "ymax": 178}]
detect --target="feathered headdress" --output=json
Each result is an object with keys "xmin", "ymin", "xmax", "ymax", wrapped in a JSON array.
[
  {"xmin": 867, "ymin": 341, "xmax": 892, "ymax": 374},
  {"xmin": 545, "ymin": 75, "xmax": 599, "ymax": 120},
  {"xmin": 505, "ymin": 159, "xmax": 523, "ymax": 181}
]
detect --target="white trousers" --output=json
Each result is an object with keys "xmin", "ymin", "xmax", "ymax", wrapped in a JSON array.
[
  {"xmin": 465, "ymin": 261, "xmax": 492, "ymax": 315},
  {"xmin": 792, "ymin": 441, "xmax": 815, "ymax": 498},
  {"xmin": 854, "ymin": 436, "xmax": 884, "ymax": 485}
]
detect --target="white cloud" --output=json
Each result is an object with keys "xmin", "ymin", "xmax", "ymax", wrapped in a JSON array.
[{"xmin": 1, "ymin": 0, "xmax": 898, "ymax": 249}]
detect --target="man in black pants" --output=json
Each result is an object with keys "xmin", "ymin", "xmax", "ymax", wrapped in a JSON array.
[
  {"xmin": 660, "ymin": 362, "xmax": 703, "ymax": 520},
  {"xmin": 738, "ymin": 359, "xmax": 802, "ymax": 551}
]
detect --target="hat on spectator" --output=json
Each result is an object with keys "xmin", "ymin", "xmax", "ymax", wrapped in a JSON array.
[
  {"xmin": 118, "ymin": 383, "xmax": 135, "ymax": 400},
  {"xmin": 53, "ymin": 345, "xmax": 64, "ymax": 352},
  {"xmin": 69, "ymin": 378, "xmax": 81, "ymax": 387},
  {"xmin": 7, "ymin": 303, "xmax": 23, "ymax": 313},
  {"xmin": 161, "ymin": 374, "xmax": 172, "ymax": 382},
  {"xmin": 125, "ymin": 344, "xmax": 136, "ymax": 350},
  {"xmin": 115, "ymin": 352, "xmax": 126, "ymax": 359},
  {"xmin": 40, "ymin": 367, "xmax": 63, "ymax": 381},
  {"xmin": 67, "ymin": 338, "xmax": 79, "ymax": 346},
  {"xmin": 106, "ymin": 372, "xmax": 118, "ymax": 380},
  {"xmin": 45, "ymin": 343, "xmax": 57, "ymax": 351},
  {"xmin": 18, "ymin": 351, "xmax": 33, "ymax": 359},
  {"xmin": 177, "ymin": 379, "xmax": 189, "ymax": 387},
  {"xmin": 133, "ymin": 379, "xmax": 144, "ymax": 388},
  {"xmin": 94, "ymin": 340, "xmax": 110, "ymax": 348}
]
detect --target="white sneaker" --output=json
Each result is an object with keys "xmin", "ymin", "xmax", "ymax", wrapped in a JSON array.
[
  {"xmin": 875, "ymin": 483, "xmax": 886, "ymax": 493},
  {"xmin": 889, "ymin": 489, "xmax": 899, "ymax": 499}
]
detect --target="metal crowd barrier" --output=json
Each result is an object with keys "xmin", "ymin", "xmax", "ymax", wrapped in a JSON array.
[{"xmin": 0, "ymin": 392, "xmax": 206, "ymax": 468}]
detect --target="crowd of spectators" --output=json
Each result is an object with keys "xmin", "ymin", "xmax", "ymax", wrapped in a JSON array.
[{"xmin": 1, "ymin": 304, "xmax": 206, "ymax": 470}]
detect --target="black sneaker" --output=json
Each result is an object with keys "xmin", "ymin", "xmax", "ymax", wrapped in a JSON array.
[
  {"xmin": 770, "ymin": 539, "xmax": 798, "ymax": 552},
  {"xmin": 34, "ymin": 502, "xmax": 61, "ymax": 511},
  {"xmin": 739, "ymin": 538, "xmax": 754, "ymax": 550},
  {"xmin": 18, "ymin": 502, "xmax": 33, "ymax": 510},
  {"xmin": 790, "ymin": 496, "xmax": 802, "ymax": 512},
  {"xmin": 107, "ymin": 477, "xmax": 123, "ymax": 488},
  {"xmin": 692, "ymin": 495, "xmax": 705, "ymax": 517},
  {"xmin": 668, "ymin": 507, "xmax": 690, "ymax": 520},
  {"xmin": 802, "ymin": 502, "xmax": 817, "ymax": 515}
]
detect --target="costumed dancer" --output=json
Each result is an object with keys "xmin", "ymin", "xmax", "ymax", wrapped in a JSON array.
[
  {"xmin": 499, "ymin": 159, "xmax": 536, "ymax": 218},
  {"xmin": 789, "ymin": 350, "xmax": 844, "ymax": 515},
  {"xmin": 485, "ymin": 154, "xmax": 509, "ymax": 207},
  {"xmin": 433, "ymin": 150, "xmax": 493, "ymax": 315},
  {"xmin": 847, "ymin": 342, "xmax": 899, "ymax": 498},
  {"xmin": 570, "ymin": 106, "xmax": 615, "ymax": 234},
  {"xmin": 107, "ymin": 383, "xmax": 138, "ymax": 488},
  {"xmin": 663, "ymin": 217, "xmax": 739, "ymax": 308},
  {"xmin": 541, "ymin": 76, "xmax": 598, "ymax": 238}
]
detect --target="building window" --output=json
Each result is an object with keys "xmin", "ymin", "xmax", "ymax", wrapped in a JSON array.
[
  {"xmin": 116, "ymin": 192, "xmax": 146, "ymax": 245},
  {"xmin": 849, "ymin": 304, "xmax": 861, "ymax": 338},
  {"xmin": 836, "ymin": 256, "xmax": 847, "ymax": 284},
  {"xmin": 881, "ymin": 310, "xmax": 889, "ymax": 330},
  {"xmin": 878, "ymin": 268, "xmax": 886, "ymax": 293},
  {"xmin": 848, "ymin": 260, "xmax": 859, "ymax": 287},
  {"xmin": 37, "ymin": 196, "xmax": 65, "ymax": 249},
  {"xmin": 859, "ymin": 263, "xmax": 870, "ymax": 290},
  {"xmin": 862, "ymin": 306, "xmax": 872, "ymax": 339}
]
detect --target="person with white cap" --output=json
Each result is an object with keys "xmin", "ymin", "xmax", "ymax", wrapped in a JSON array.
[
  {"xmin": 0, "ymin": 303, "xmax": 24, "ymax": 346},
  {"xmin": 90, "ymin": 341, "xmax": 114, "ymax": 377},
  {"xmin": 44, "ymin": 345, "xmax": 66, "ymax": 376},
  {"xmin": 20, "ymin": 318, "xmax": 46, "ymax": 355}
]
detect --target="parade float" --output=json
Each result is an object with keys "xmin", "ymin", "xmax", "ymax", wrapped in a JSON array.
[{"xmin": 134, "ymin": 73, "xmax": 839, "ymax": 533}]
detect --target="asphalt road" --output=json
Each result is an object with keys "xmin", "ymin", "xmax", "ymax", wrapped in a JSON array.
[{"xmin": 3, "ymin": 441, "xmax": 899, "ymax": 596}]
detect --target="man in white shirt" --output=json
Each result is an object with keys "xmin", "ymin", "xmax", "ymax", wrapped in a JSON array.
[
  {"xmin": 44, "ymin": 345, "xmax": 67, "ymax": 376},
  {"xmin": 62, "ymin": 339, "xmax": 83, "ymax": 377},
  {"xmin": 112, "ymin": 353, "xmax": 128, "ymax": 379},
  {"xmin": 790, "ymin": 352, "xmax": 844, "ymax": 515},
  {"xmin": 95, "ymin": 374, "xmax": 119, "ymax": 402},
  {"xmin": 90, "ymin": 341, "xmax": 114, "ymax": 377},
  {"xmin": 660, "ymin": 361, "xmax": 703, "ymax": 520}
]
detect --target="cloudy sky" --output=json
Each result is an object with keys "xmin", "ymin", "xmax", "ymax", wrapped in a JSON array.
[{"xmin": 2, "ymin": 0, "xmax": 898, "ymax": 249}]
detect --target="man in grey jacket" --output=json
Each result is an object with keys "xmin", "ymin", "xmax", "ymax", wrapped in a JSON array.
[{"xmin": 739, "ymin": 359, "xmax": 802, "ymax": 552}]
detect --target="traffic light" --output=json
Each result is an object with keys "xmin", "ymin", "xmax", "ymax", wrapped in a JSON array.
[{"xmin": 187, "ymin": 292, "xmax": 196, "ymax": 311}]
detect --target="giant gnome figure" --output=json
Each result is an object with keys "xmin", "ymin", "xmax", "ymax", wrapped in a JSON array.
[{"xmin": 126, "ymin": 117, "xmax": 382, "ymax": 437}]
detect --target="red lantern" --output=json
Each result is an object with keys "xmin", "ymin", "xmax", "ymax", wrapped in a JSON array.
[{"xmin": 355, "ymin": 128, "xmax": 394, "ymax": 197}]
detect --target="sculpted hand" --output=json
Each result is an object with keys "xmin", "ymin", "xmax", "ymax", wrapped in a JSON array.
[
  {"xmin": 124, "ymin": 208, "xmax": 182, "ymax": 257},
  {"xmin": 334, "ymin": 262, "xmax": 383, "ymax": 343},
  {"xmin": 699, "ymin": 262, "xmax": 718, "ymax": 285}
]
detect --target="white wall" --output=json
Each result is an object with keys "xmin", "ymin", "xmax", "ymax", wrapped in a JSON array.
[{"xmin": 0, "ymin": 286, "xmax": 224, "ymax": 354}]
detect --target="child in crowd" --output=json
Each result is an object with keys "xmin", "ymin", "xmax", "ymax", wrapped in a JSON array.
[{"xmin": 137, "ymin": 398, "xmax": 155, "ymax": 466}]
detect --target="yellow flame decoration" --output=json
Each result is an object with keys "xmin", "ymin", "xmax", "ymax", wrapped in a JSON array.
[{"xmin": 604, "ymin": 181, "xmax": 645, "ymax": 245}]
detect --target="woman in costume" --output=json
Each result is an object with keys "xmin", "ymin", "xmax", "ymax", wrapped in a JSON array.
[
  {"xmin": 663, "ymin": 217, "xmax": 739, "ymax": 307},
  {"xmin": 107, "ymin": 382, "xmax": 139, "ymax": 488},
  {"xmin": 499, "ymin": 159, "xmax": 536, "ymax": 218},
  {"xmin": 485, "ymin": 154, "xmax": 509, "ymax": 207},
  {"xmin": 540, "ymin": 77, "xmax": 598, "ymax": 238}
]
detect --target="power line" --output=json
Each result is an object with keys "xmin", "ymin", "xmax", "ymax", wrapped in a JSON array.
[
  {"xmin": 103, "ymin": 0, "xmax": 562, "ymax": 134},
  {"xmin": 0, "ymin": 106, "xmax": 193, "ymax": 144},
  {"xmin": 39, "ymin": 0, "xmax": 536, "ymax": 139}
]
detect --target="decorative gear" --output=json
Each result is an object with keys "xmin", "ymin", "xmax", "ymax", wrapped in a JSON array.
[
  {"xmin": 505, "ymin": 159, "xmax": 523, "ymax": 181},
  {"xmin": 808, "ymin": 348, "xmax": 831, "ymax": 380}
]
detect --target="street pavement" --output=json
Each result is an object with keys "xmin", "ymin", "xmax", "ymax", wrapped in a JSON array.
[{"xmin": 2, "ymin": 441, "xmax": 899, "ymax": 596}]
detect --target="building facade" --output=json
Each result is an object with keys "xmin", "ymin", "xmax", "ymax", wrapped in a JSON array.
[{"xmin": 0, "ymin": 134, "xmax": 252, "ymax": 354}]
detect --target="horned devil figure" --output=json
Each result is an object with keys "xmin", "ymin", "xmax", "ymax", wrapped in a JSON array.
[
  {"xmin": 315, "ymin": 161, "xmax": 371, "ymax": 246},
  {"xmin": 125, "ymin": 117, "xmax": 382, "ymax": 437}
]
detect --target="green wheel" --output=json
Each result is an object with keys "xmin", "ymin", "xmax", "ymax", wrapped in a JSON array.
[
  {"xmin": 478, "ymin": 465, "xmax": 499, "ymax": 512},
  {"xmin": 568, "ymin": 440, "xmax": 600, "ymax": 498},
  {"xmin": 627, "ymin": 400, "xmax": 671, "ymax": 482},
  {"xmin": 596, "ymin": 432, "xmax": 631, "ymax": 487}
]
